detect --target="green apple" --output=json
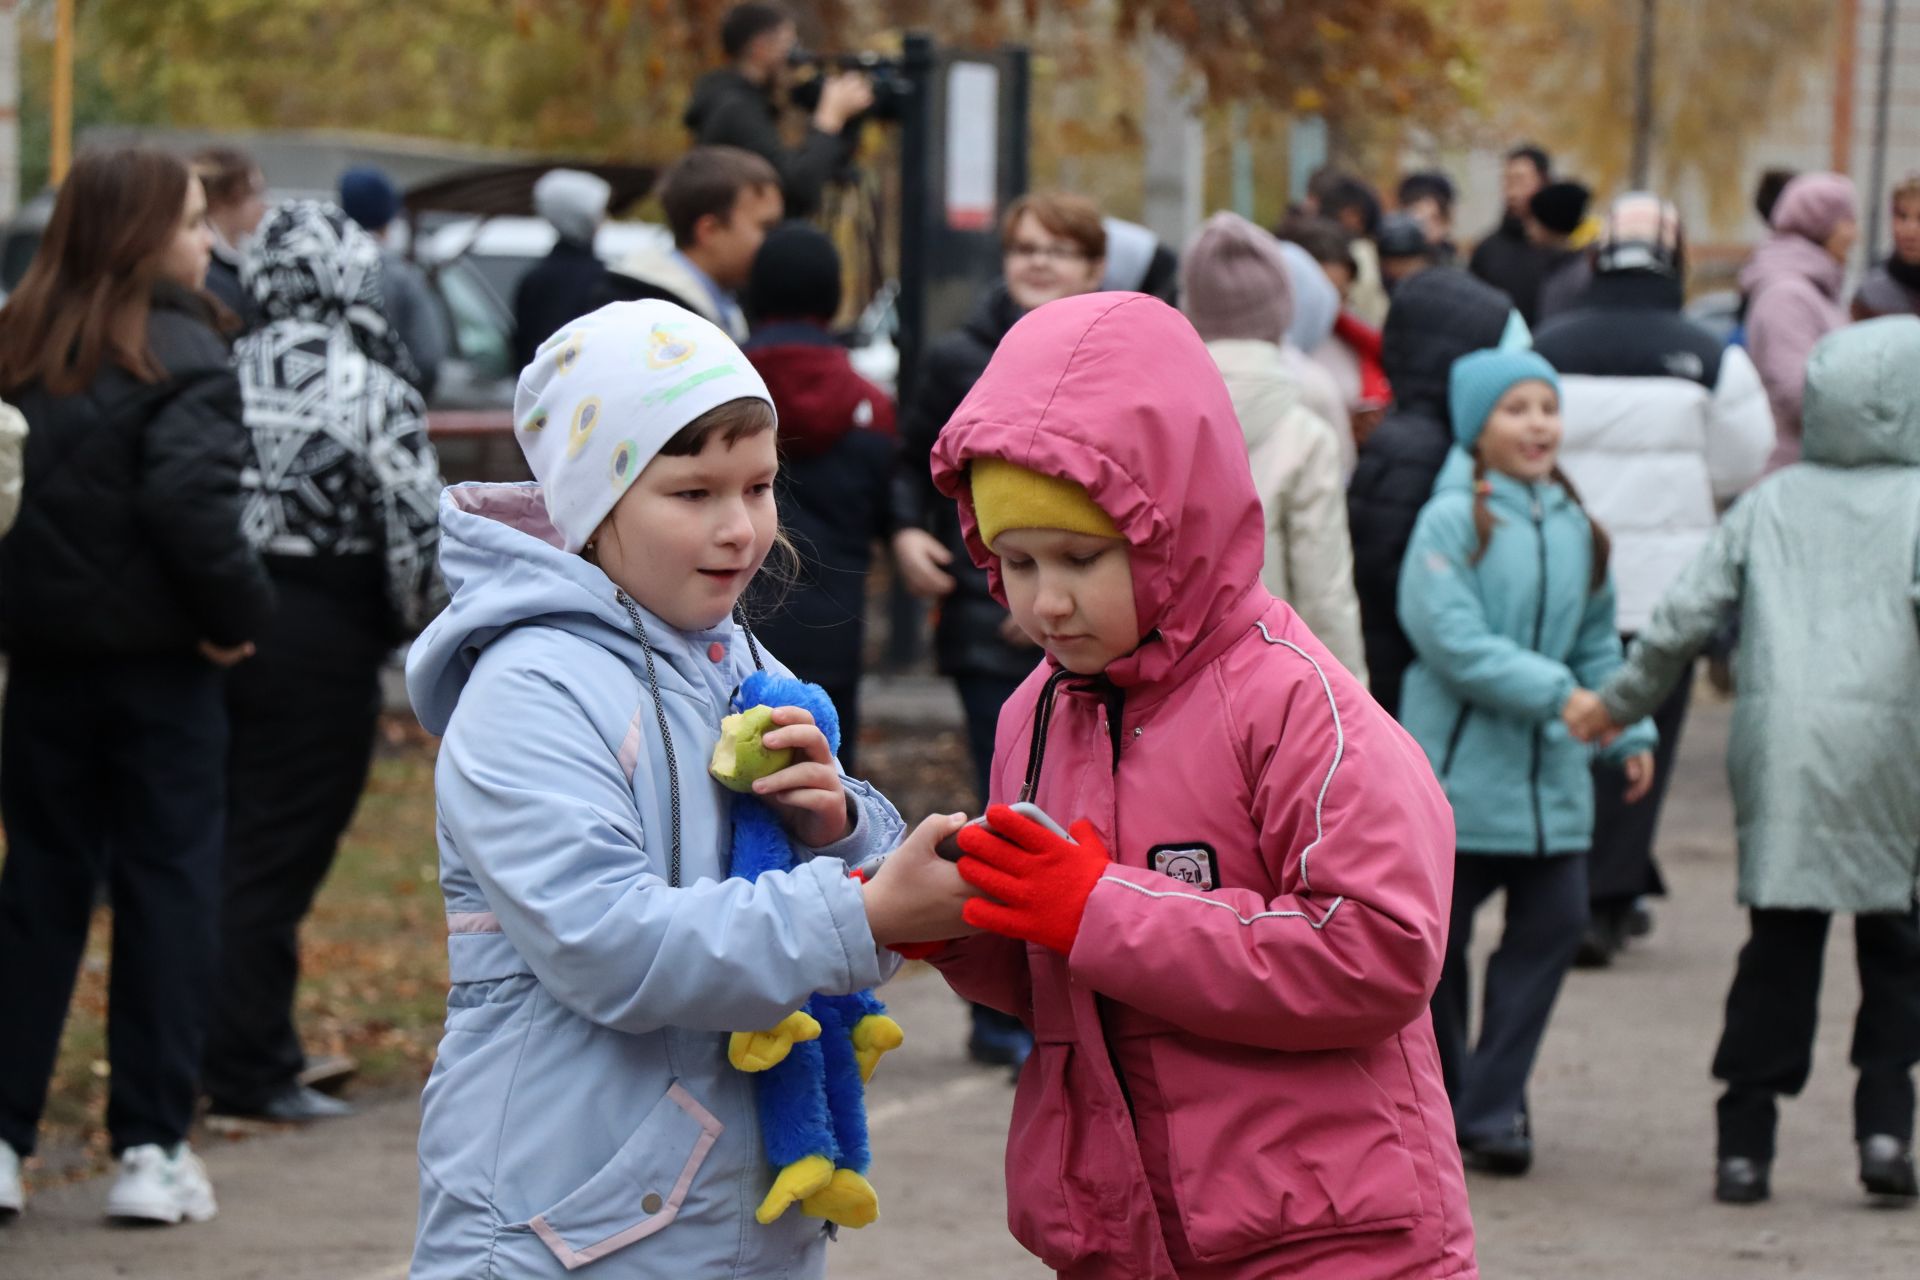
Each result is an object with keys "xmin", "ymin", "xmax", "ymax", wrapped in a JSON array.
[{"xmin": 709, "ymin": 705, "xmax": 795, "ymax": 792}]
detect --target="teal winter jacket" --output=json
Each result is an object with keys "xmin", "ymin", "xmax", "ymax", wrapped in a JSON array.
[{"xmin": 1398, "ymin": 450, "xmax": 1655, "ymax": 855}]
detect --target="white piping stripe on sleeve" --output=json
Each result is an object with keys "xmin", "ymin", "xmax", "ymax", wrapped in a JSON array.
[
  {"xmin": 1102, "ymin": 875, "xmax": 1346, "ymax": 929},
  {"xmin": 1253, "ymin": 621, "xmax": 1344, "ymax": 895}
]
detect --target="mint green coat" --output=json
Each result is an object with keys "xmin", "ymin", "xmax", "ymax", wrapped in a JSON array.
[{"xmin": 1601, "ymin": 316, "xmax": 1920, "ymax": 912}]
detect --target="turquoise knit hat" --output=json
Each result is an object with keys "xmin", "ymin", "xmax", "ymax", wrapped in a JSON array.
[{"xmin": 1449, "ymin": 348, "xmax": 1561, "ymax": 449}]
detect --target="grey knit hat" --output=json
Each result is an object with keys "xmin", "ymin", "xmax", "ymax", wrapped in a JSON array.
[{"xmin": 1178, "ymin": 211, "xmax": 1294, "ymax": 346}]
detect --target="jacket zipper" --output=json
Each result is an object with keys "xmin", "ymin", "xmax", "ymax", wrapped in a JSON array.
[
  {"xmin": 1530, "ymin": 492, "xmax": 1548, "ymax": 857},
  {"xmin": 1438, "ymin": 705, "xmax": 1473, "ymax": 779}
]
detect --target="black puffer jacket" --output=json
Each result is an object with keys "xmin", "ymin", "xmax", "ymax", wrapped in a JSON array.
[
  {"xmin": 683, "ymin": 69, "xmax": 853, "ymax": 220},
  {"xmin": 0, "ymin": 284, "xmax": 273, "ymax": 656},
  {"xmin": 891, "ymin": 283, "xmax": 1033, "ymax": 680},
  {"xmin": 1347, "ymin": 268, "xmax": 1514, "ymax": 716},
  {"xmin": 1469, "ymin": 214, "xmax": 1554, "ymax": 325}
]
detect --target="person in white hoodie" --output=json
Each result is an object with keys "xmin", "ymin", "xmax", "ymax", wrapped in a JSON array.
[
  {"xmin": 1533, "ymin": 193, "xmax": 1775, "ymax": 961},
  {"xmin": 1178, "ymin": 211, "xmax": 1368, "ymax": 683},
  {"xmin": 0, "ymin": 399, "xmax": 24, "ymax": 537},
  {"xmin": 1274, "ymin": 237, "xmax": 1356, "ymax": 475}
]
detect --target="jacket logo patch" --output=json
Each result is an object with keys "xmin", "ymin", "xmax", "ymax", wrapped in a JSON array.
[
  {"xmin": 1663, "ymin": 350, "xmax": 1705, "ymax": 379},
  {"xmin": 1148, "ymin": 843, "xmax": 1218, "ymax": 890}
]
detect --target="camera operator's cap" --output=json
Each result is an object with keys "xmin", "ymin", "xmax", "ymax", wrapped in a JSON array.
[{"xmin": 514, "ymin": 300, "xmax": 775, "ymax": 553}]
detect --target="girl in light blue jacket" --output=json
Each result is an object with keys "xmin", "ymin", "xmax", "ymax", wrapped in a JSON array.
[
  {"xmin": 404, "ymin": 301, "xmax": 974, "ymax": 1279},
  {"xmin": 1397, "ymin": 348, "xmax": 1655, "ymax": 1176}
]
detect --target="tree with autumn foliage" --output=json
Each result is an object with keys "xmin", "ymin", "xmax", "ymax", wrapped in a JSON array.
[
  {"xmin": 1461, "ymin": 0, "xmax": 1836, "ymax": 230},
  {"xmin": 22, "ymin": 0, "xmax": 1473, "ymax": 221}
]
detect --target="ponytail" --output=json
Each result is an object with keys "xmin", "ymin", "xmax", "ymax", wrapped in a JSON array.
[
  {"xmin": 1468, "ymin": 452, "xmax": 1498, "ymax": 566},
  {"xmin": 1549, "ymin": 464, "xmax": 1611, "ymax": 592},
  {"xmin": 1465, "ymin": 454, "xmax": 1613, "ymax": 594}
]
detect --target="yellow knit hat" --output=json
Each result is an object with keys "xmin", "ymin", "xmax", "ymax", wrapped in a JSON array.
[{"xmin": 969, "ymin": 457, "xmax": 1121, "ymax": 551}]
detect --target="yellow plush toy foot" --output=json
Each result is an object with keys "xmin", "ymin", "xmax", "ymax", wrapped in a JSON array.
[
  {"xmin": 850, "ymin": 1014, "xmax": 904, "ymax": 1083},
  {"xmin": 756, "ymin": 1154, "xmax": 835, "ymax": 1224},
  {"xmin": 800, "ymin": 1167, "xmax": 879, "ymax": 1228},
  {"xmin": 729, "ymin": 1010, "xmax": 821, "ymax": 1073}
]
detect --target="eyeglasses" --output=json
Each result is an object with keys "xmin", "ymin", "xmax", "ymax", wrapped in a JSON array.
[{"xmin": 1006, "ymin": 242, "xmax": 1089, "ymax": 263}]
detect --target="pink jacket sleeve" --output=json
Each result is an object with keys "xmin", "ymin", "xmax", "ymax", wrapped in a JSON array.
[
  {"xmin": 1068, "ymin": 661, "xmax": 1454, "ymax": 1052},
  {"xmin": 927, "ymin": 934, "xmax": 1033, "ymax": 1021}
]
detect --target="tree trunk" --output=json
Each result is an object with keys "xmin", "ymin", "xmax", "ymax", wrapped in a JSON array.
[{"xmin": 1629, "ymin": 0, "xmax": 1658, "ymax": 189}]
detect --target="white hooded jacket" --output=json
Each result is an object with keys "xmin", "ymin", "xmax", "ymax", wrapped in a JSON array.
[{"xmin": 1203, "ymin": 338, "xmax": 1368, "ymax": 683}]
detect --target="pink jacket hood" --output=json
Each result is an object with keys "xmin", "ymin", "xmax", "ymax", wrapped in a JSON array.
[
  {"xmin": 930, "ymin": 292, "xmax": 1266, "ymax": 694},
  {"xmin": 925, "ymin": 301, "xmax": 1474, "ymax": 1280}
]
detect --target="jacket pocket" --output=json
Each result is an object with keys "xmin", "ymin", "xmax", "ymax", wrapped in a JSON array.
[
  {"xmin": 1146, "ymin": 1036, "xmax": 1421, "ymax": 1263},
  {"xmin": 1003, "ymin": 1042, "xmax": 1087, "ymax": 1271},
  {"xmin": 515, "ymin": 1080, "xmax": 724, "ymax": 1272}
]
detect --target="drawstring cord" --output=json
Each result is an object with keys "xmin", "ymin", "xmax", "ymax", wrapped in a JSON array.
[
  {"xmin": 614, "ymin": 592, "xmax": 767, "ymax": 889},
  {"xmin": 1019, "ymin": 668, "xmax": 1127, "ymax": 804}
]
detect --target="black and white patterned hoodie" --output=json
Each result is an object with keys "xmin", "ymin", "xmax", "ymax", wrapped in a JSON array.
[{"xmin": 236, "ymin": 200, "xmax": 444, "ymax": 635}]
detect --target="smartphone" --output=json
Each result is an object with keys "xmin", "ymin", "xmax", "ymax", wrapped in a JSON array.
[{"xmin": 935, "ymin": 801, "xmax": 1073, "ymax": 862}]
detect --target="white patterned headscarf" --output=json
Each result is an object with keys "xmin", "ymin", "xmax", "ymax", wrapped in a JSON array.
[
  {"xmin": 514, "ymin": 300, "xmax": 776, "ymax": 553},
  {"xmin": 243, "ymin": 199, "xmax": 419, "ymax": 385}
]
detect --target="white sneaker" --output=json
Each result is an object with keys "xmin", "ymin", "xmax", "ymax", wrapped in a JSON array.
[
  {"xmin": 104, "ymin": 1143, "xmax": 216, "ymax": 1225},
  {"xmin": 0, "ymin": 1138, "xmax": 22, "ymax": 1221}
]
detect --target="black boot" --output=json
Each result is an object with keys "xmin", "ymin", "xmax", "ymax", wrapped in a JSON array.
[
  {"xmin": 1860, "ymin": 1136, "xmax": 1919, "ymax": 1201},
  {"xmin": 1462, "ymin": 1114, "xmax": 1533, "ymax": 1177},
  {"xmin": 1715, "ymin": 1156, "xmax": 1771, "ymax": 1204}
]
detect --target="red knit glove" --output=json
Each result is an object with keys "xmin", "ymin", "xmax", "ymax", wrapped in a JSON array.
[
  {"xmin": 956, "ymin": 805, "xmax": 1111, "ymax": 955},
  {"xmin": 848, "ymin": 866, "xmax": 950, "ymax": 959}
]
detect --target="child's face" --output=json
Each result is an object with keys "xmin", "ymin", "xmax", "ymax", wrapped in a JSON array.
[
  {"xmin": 1893, "ymin": 195, "xmax": 1920, "ymax": 265},
  {"xmin": 1476, "ymin": 380, "xmax": 1563, "ymax": 484},
  {"xmin": 993, "ymin": 529, "xmax": 1139, "ymax": 676},
  {"xmin": 591, "ymin": 429, "xmax": 779, "ymax": 631}
]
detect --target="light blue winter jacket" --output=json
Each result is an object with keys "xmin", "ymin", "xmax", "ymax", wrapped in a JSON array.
[
  {"xmin": 1398, "ymin": 451, "xmax": 1656, "ymax": 855},
  {"xmin": 404, "ymin": 482, "xmax": 905, "ymax": 1280}
]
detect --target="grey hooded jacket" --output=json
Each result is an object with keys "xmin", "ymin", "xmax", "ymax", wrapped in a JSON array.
[{"xmin": 1601, "ymin": 316, "xmax": 1920, "ymax": 912}]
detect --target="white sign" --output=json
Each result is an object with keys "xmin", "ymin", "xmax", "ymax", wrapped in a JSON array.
[{"xmin": 944, "ymin": 61, "xmax": 999, "ymax": 231}]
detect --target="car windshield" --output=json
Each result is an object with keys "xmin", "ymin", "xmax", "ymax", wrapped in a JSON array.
[
  {"xmin": 465, "ymin": 254, "xmax": 542, "ymax": 311},
  {"xmin": 436, "ymin": 259, "xmax": 514, "ymax": 381}
]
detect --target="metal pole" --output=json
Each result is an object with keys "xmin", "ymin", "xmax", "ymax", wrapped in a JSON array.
[
  {"xmin": 1629, "ymin": 0, "xmax": 1657, "ymax": 188},
  {"xmin": 1230, "ymin": 102, "xmax": 1254, "ymax": 220},
  {"xmin": 1004, "ymin": 43, "xmax": 1029, "ymax": 200},
  {"xmin": 0, "ymin": 1, "xmax": 18, "ymax": 216},
  {"xmin": 51, "ymin": 0, "xmax": 73, "ymax": 184},
  {"xmin": 1865, "ymin": 0, "xmax": 1900, "ymax": 258},
  {"xmin": 894, "ymin": 31, "xmax": 934, "ymax": 415}
]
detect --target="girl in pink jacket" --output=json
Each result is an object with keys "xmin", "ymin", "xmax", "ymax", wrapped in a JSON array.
[{"xmin": 923, "ymin": 292, "xmax": 1477, "ymax": 1280}]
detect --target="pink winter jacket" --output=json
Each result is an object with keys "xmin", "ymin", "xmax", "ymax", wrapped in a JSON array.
[
  {"xmin": 926, "ymin": 293, "xmax": 1477, "ymax": 1280},
  {"xmin": 1741, "ymin": 234, "xmax": 1848, "ymax": 470}
]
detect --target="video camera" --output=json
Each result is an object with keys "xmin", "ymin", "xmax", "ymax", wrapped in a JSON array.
[{"xmin": 786, "ymin": 48, "xmax": 913, "ymax": 123}]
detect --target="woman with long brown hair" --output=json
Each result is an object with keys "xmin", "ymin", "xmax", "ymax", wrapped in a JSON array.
[{"xmin": 0, "ymin": 147, "xmax": 273, "ymax": 1228}]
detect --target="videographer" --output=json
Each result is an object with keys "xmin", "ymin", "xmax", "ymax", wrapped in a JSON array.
[{"xmin": 684, "ymin": 2, "xmax": 872, "ymax": 220}]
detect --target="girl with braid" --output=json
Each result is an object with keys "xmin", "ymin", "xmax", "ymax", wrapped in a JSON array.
[{"xmin": 1397, "ymin": 347, "xmax": 1656, "ymax": 1175}]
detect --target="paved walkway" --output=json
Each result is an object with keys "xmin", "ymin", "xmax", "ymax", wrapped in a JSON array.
[{"xmin": 4, "ymin": 696, "xmax": 1918, "ymax": 1277}]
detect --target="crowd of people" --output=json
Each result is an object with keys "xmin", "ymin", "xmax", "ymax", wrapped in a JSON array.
[{"xmin": 0, "ymin": 3, "xmax": 1917, "ymax": 1275}]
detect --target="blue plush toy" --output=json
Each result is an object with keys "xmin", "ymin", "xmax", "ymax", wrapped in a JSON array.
[{"xmin": 714, "ymin": 669, "xmax": 903, "ymax": 1228}]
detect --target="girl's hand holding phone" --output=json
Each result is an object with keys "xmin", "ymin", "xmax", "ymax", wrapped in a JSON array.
[
  {"xmin": 956, "ymin": 804, "xmax": 1111, "ymax": 956},
  {"xmin": 863, "ymin": 813, "xmax": 981, "ymax": 947},
  {"xmin": 751, "ymin": 706, "xmax": 854, "ymax": 847}
]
